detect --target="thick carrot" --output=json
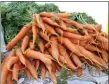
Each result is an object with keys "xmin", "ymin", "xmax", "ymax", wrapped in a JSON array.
[
  {"xmin": 101, "ymin": 50, "xmax": 108, "ymax": 63},
  {"xmin": 61, "ymin": 18, "xmax": 83, "ymax": 29},
  {"xmin": 48, "ymin": 71, "xmax": 57, "ymax": 84},
  {"xmin": 2, "ymin": 51, "xmax": 15, "ymax": 70},
  {"xmin": 77, "ymin": 67, "xmax": 83, "ymax": 77},
  {"xmin": 24, "ymin": 49, "xmax": 52, "ymax": 73},
  {"xmin": 66, "ymin": 27, "xmax": 78, "ymax": 33},
  {"xmin": 42, "ymin": 17, "xmax": 60, "ymax": 27},
  {"xmin": 35, "ymin": 14, "xmax": 45, "ymax": 33},
  {"xmin": 16, "ymin": 48, "xmax": 26, "ymax": 66},
  {"xmin": 24, "ymin": 68, "xmax": 31, "ymax": 80},
  {"xmin": 58, "ymin": 44, "xmax": 77, "ymax": 70},
  {"xmin": 38, "ymin": 40, "xmax": 45, "ymax": 53},
  {"xmin": 41, "ymin": 63, "xmax": 46, "ymax": 79},
  {"xmin": 40, "ymin": 30, "xmax": 50, "ymax": 42},
  {"xmin": 29, "ymin": 41, "xmax": 35, "ymax": 50},
  {"xmin": 7, "ymin": 56, "xmax": 19, "ymax": 70},
  {"xmin": 55, "ymin": 27, "xmax": 64, "ymax": 36},
  {"xmin": 7, "ymin": 72, "xmax": 13, "ymax": 84},
  {"xmin": 6, "ymin": 24, "xmax": 31, "ymax": 50},
  {"xmin": 13, "ymin": 63, "xmax": 20, "ymax": 83},
  {"xmin": 32, "ymin": 22, "xmax": 38, "ymax": 47},
  {"xmin": 63, "ymin": 31, "xmax": 91, "ymax": 40},
  {"xmin": 59, "ymin": 55, "xmax": 67, "ymax": 64},
  {"xmin": 21, "ymin": 35, "xmax": 30, "ymax": 53},
  {"xmin": 71, "ymin": 54, "xmax": 82, "ymax": 67},
  {"xmin": 40, "ymin": 12, "xmax": 54, "ymax": 17},
  {"xmin": 82, "ymin": 24, "xmax": 96, "ymax": 31},
  {"xmin": 96, "ymin": 35, "xmax": 108, "ymax": 43},
  {"xmin": 1, "ymin": 63, "xmax": 9, "ymax": 84},
  {"xmin": 44, "ymin": 23, "xmax": 58, "ymax": 36},
  {"xmin": 25, "ymin": 59, "xmax": 38, "ymax": 79},
  {"xmin": 35, "ymin": 60, "xmax": 40, "ymax": 70}
]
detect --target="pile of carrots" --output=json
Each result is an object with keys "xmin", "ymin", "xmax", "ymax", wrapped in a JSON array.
[{"xmin": 1, "ymin": 12, "xmax": 108, "ymax": 84}]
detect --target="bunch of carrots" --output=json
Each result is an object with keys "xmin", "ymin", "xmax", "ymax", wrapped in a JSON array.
[{"xmin": 1, "ymin": 12, "xmax": 108, "ymax": 84}]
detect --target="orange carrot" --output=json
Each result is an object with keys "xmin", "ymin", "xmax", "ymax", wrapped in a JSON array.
[
  {"xmin": 6, "ymin": 24, "xmax": 31, "ymax": 50},
  {"xmin": 7, "ymin": 72, "xmax": 13, "ymax": 84},
  {"xmin": 2, "ymin": 51, "xmax": 15, "ymax": 70},
  {"xmin": 38, "ymin": 40, "xmax": 45, "ymax": 53},
  {"xmin": 42, "ymin": 17, "xmax": 60, "ymax": 27},
  {"xmin": 66, "ymin": 27, "xmax": 77, "ymax": 33},
  {"xmin": 58, "ymin": 13, "xmax": 72, "ymax": 18},
  {"xmin": 77, "ymin": 67, "xmax": 83, "ymax": 77},
  {"xmin": 16, "ymin": 48, "xmax": 26, "ymax": 66},
  {"xmin": 51, "ymin": 62, "xmax": 56, "ymax": 73},
  {"xmin": 58, "ymin": 44, "xmax": 77, "ymax": 70},
  {"xmin": 35, "ymin": 60, "xmax": 40, "ymax": 70},
  {"xmin": 21, "ymin": 35, "xmax": 30, "ymax": 53},
  {"xmin": 55, "ymin": 27, "xmax": 64, "ymax": 36},
  {"xmin": 24, "ymin": 68, "xmax": 31, "ymax": 80},
  {"xmin": 61, "ymin": 18, "xmax": 83, "ymax": 29},
  {"xmin": 55, "ymin": 63, "xmax": 61, "ymax": 71},
  {"xmin": 63, "ymin": 31, "xmax": 90, "ymax": 40},
  {"xmin": 32, "ymin": 22, "xmax": 38, "ymax": 47},
  {"xmin": 35, "ymin": 14, "xmax": 45, "ymax": 33},
  {"xmin": 41, "ymin": 63, "xmax": 46, "ymax": 79},
  {"xmin": 44, "ymin": 23, "xmax": 58, "ymax": 36},
  {"xmin": 40, "ymin": 12, "xmax": 54, "ymax": 17},
  {"xmin": 7, "ymin": 56, "xmax": 19, "ymax": 70},
  {"xmin": 71, "ymin": 54, "xmax": 82, "ymax": 67},
  {"xmin": 29, "ymin": 41, "xmax": 35, "ymax": 50},
  {"xmin": 13, "ymin": 63, "xmax": 20, "ymax": 83},
  {"xmin": 96, "ymin": 35, "xmax": 108, "ymax": 43},
  {"xmin": 48, "ymin": 71, "xmax": 57, "ymax": 84},
  {"xmin": 24, "ymin": 49, "xmax": 52, "ymax": 73},
  {"xmin": 1, "ymin": 63, "xmax": 9, "ymax": 84},
  {"xmin": 40, "ymin": 30, "xmax": 50, "ymax": 42},
  {"xmin": 101, "ymin": 50, "xmax": 108, "ymax": 63},
  {"xmin": 60, "ymin": 20, "xmax": 67, "ymax": 30},
  {"xmin": 25, "ymin": 59, "xmax": 38, "ymax": 79},
  {"xmin": 82, "ymin": 24, "xmax": 96, "ymax": 31}
]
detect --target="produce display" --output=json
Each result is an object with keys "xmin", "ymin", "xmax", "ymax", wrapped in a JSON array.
[{"xmin": 1, "ymin": 12, "xmax": 108, "ymax": 84}]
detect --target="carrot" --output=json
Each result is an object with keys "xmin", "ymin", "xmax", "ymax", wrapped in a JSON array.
[
  {"xmin": 95, "ymin": 24, "xmax": 102, "ymax": 32},
  {"xmin": 38, "ymin": 40, "xmax": 45, "ymax": 53},
  {"xmin": 55, "ymin": 27, "xmax": 64, "ymax": 36},
  {"xmin": 71, "ymin": 54, "xmax": 82, "ymax": 67},
  {"xmin": 55, "ymin": 62, "xmax": 61, "ymax": 71},
  {"xmin": 40, "ymin": 30, "xmax": 50, "ymax": 42},
  {"xmin": 1, "ymin": 63, "xmax": 9, "ymax": 84},
  {"xmin": 51, "ymin": 62, "xmax": 57, "ymax": 73},
  {"xmin": 24, "ymin": 68, "xmax": 31, "ymax": 80},
  {"xmin": 66, "ymin": 27, "xmax": 77, "ymax": 33},
  {"xmin": 59, "ymin": 20, "xmax": 67, "ymax": 30},
  {"xmin": 101, "ymin": 50, "xmax": 108, "ymax": 63},
  {"xmin": 58, "ymin": 44, "xmax": 77, "ymax": 70},
  {"xmin": 41, "ymin": 63, "xmax": 46, "ymax": 79},
  {"xmin": 25, "ymin": 59, "xmax": 38, "ymax": 79},
  {"xmin": 29, "ymin": 41, "xmax": 35, "ymax": 50},
  {"xmin": 2, "ymin": 51, "xmax": 15, "ymax": 70},
  {"xmin": 7, "ymin": 56, "xmax": 19, "ymax": 71},
  {"xmin": 42, "ymin": 17, "xmax": 60, "ymax": 27},
  {"xmin": 61, "ymin": 18, "xmax": 83, "ymax": 29},
  {"xmin": 13, "ymin": 63, "xmax": 20, "ymax": 83},
  {"xmin": 16, "ymin": 48, "xmax": 26, "ymax": 66},
  {"xmin": 45, "ymin": 42, "xmax": 51, "ymax": 48},
  {"xmin": 48, "ymin": 71, "xmax": 57, "ymax": 84},
  {"xmin": 40, "ymin": 12, "xmax": 54, "ymax": 17},
  {"xmin": 77, "ymin": 67, "xmax": 83, "ymax": 77},
  {"xmin": 82, "ymin": 24, "xmax": 96, "ymax": 31},
  {"xmin": 7, "ymin": 72, "xmax": 13, "ymax": 84},
  {"xmin": 24, "ymin": 49, "xmax": 52, "ymax": 73},
  {"xmin": 32, "ymin": 22, "xmax": 38, "ymax": 47},
  {"xmin": 35, "ymin": 60, "xmax": 40, "ymax": 70},
  {"xmin": 59, "ymin": 55, "xmax": 67, "ymax": 64},
  {"xmin": 6, "ymin": 23, "xmax": 31, "ymax": 50},
  {"xmin": 96, "ymin": 35, "xmax": 108, "ymax": 43},
  {"xmin": 58, "ymin": 13, "xmax": 72, "ymax": 18},
  {"xmin": 44, "ymin": 23, "xmax": 58, "ymax": 36},
  {"xmin": 35, "ymin": 14, "xmax": 45, "ymax": 33},
  {"xmin": 63, "ymin": 31, "xmax": 91, "ymax": 40},
  {"xmin": 21, "ymin": 35, "xmax": 30, "ymax": 53}
]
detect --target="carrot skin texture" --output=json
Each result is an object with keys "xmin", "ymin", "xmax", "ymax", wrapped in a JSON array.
[
  {"xmin": 7, "ymin": 72, "xmax": 13, "ymax": 84},
  {"xmin": 6, "ymin": 24, "xmax": 31, "ymax": 50}
]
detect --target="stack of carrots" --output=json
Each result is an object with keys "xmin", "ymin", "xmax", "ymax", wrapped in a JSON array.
[{"xmin": 1, "ymin": 12, "xmax": 108, "ymax": 84}]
